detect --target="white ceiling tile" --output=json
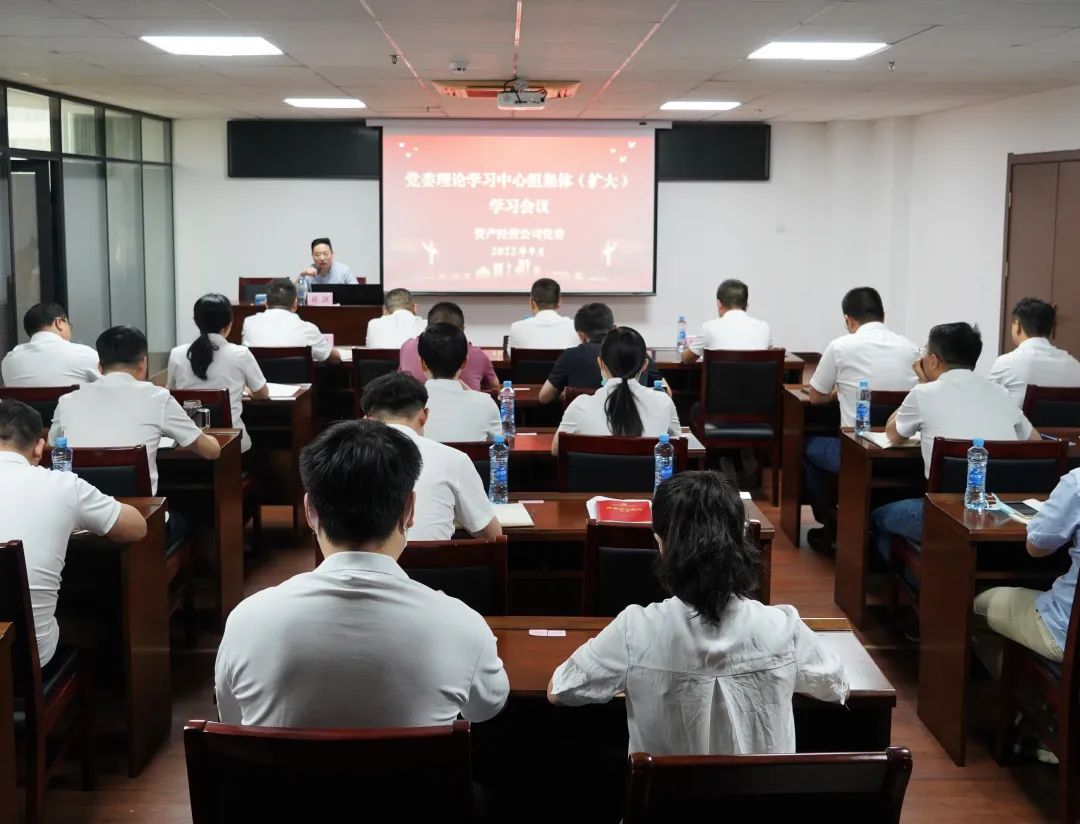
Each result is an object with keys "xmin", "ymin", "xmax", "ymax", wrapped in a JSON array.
[
  {"xmin": 0, "ymin": 17, "xmax": 128, "ymax": 36},
  {"xmin": 52, "ymin": 0, "xmax": 226, "ymax": 19}
]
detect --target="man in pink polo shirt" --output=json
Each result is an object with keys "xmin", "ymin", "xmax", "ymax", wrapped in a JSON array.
[{"xmin": 399, "ymin": 302, "xmax": 499, "ymax": 391}]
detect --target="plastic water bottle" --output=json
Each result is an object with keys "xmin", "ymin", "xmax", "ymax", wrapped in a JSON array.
[
  {"xmin": 654, "ymin": 433, "xmax": 675, "ymax": 491},
  {"xmin": 854, "ymin": 379, "xmax": 871, "ymax": 436},
  {"xmin": 499, "ymin": 381, "xmax": 516, "ymax": 442},
  {"xmin": 965, "ymin": 438, "xmax": 989, "ymax": 512},
  {"xmin": 676, "ymin": 316, "xmax": 688, "ymax": 353},
  {"xmin": 489, "ymin": 434, "xmax": 510, "ymax": 504},
  {"xmin": 653, "ymin": 380, "xmax": 663, "ymax": 392},
  {"xmin": 297, "ymin": 275, "xmax": 310, "ymax": 306},
  {"xmin": 51, "ymin": 436, "xmax": 73, "ymax": 473}
]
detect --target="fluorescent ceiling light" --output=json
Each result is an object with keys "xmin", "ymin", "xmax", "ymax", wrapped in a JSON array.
[
  {"xmin": 141, "ymin": 35, "xmax": 281, "ymax": 56},
  {"xmin": 660, "ymin": 101, "xmax": 740, "ymax": 112},
  {"xmin": 284, "ymin": 98, "xmax": 367, "ymax": 109},
  {"xmin": 748, "ymin": 41, "xmax": 887, "ymax": 61}
]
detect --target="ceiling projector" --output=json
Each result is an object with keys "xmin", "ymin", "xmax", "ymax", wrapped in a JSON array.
[{"xmin": 497, "ymin": 88, "xmax": 547, "ymax": 111}]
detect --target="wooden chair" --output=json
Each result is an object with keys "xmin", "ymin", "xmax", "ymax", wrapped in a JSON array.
[
  {"xmin": 0, "ymin": 541, "xmax": 95, "ymax": 824},
  {"xmin": 561, "ymin": 385, "xmax": 597, "ymax": 410},
  {"xmin": 994, "ymin": 552, "xmax": 1080, "ymax": 823},
  {"xmin": 1023, "ymin": 385, "xmax": 1080, "ymax": 428},
  {"xmin": 444, "ymin": 441, "xmax": 492, "ymax": 493},
  {"xmin": 510, "ymin": 347, "xmax": 564, "ymax": 384},
  {"xmin": 237, "ymin": 277, "xmax": 273, "ymax": 304},
  {"xmin": 690, "ymin": 349, "xmax": 786, "ymax": 505},
  {"xmin": 400, "ymin": 536, "xmax": 508, "ymax": 615},
  {"xmin": 349, "ymin": 348, "xmax": 401, "ymax": 416},
  {"xmin": 184, "ymin": 719, "xmax": 473, "ymax": 823},
  {"xmin": 868, "ymin": 390, "xmax": 910, "ymax": 427},
  {"xmin": 0, "ymin": 385, "xmax": 79, "ymax": 428},
  {"xmin": 249, "ymin": 346, "xmax": 315, "ymax": 386},
  {"xmin": 557, "ymin": 433, "xmax": 688, "ymax": 493},
  {"xmin": 622, "ymin": 748, "xmax": 913, "ymax": 823}
]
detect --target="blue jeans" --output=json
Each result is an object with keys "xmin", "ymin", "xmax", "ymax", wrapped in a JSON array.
[
  {"xmin": 871, "ymin": 497, "xmax": 924, "ymax": 566},
  {"xmin": 803, "ymin": 436, "xmax": 840, "ymax": 525}
]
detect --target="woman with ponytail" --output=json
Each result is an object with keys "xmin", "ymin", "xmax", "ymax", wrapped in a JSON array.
[
  {"xmin": 167, "ymin": 293, "xmax": 269, "ymax": 453},
  {"xmin": 552, "ymin": 326, "xmax": 681, "ymax": 454}
]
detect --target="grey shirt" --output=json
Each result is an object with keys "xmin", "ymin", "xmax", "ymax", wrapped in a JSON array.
[{"xmin": 308, "ymin": 260, "xmax": 358, "ymax": 285}]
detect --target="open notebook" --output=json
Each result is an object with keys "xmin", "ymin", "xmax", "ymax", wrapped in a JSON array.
[
  {"xmin": 859, "ymin": 431, "xmax": 921, "ymax": 449},
  {"xmin": 492, "ymin": 503, "xmax": 534, "ymax": 528}
]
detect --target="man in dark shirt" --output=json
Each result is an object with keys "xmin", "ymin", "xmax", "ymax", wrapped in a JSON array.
[{"xmin": 538, "ymin": 303, "xmax": 666, "ymax": 404}]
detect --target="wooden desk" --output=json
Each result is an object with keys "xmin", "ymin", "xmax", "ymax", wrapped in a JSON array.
[
  {"xmin": 227, "ymin": 304, "xmax": 382, "ymax": 345},
  {"xmin": 509, "ymin": 428, "xmax": 705, "ymax": 460},
  {"xmin": 243, "ymin": 386, "xmax": 314, "ymax": 539},
  {"xmin": 157, "ymin": 429, "xmax": 244, "ymax": 628},
  {"xmin": 833, "ymin": 430, "xmax": 924, "ymax": 627},
  {"xmin": 780, "ymin": 385, "xmax": 840, "ymax": 546},
  {"xmin": 64, "ymin": 498, "xmax": 169, "ymax": 776},
  {"xmin": 0, "ymin": 623, "xmax": 14, "ymax": 824},
  {"xmin": 919, "ymin": 493, "xmax": 1064, "ymax": 765}
]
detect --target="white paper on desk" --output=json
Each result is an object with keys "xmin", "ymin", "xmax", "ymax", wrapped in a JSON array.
[
  {"xmin": 159, "ymin": 437, "xmax": 176, "ymax": 450},
  {"xmin": 859, "ymin": 431, "xmax": 920, "ymax": 449},
  {"xmin": 493, "ymin": 503, "xmax": 535, "ymax": 528},
  {"xmin": 585, "ymin": 496, "xmax": 651, "ymax": 520},
  {"xmin": 335, "ymin": 347, "xmax": 353, "ymax": 362},
  {"xmin": 265, "ymin": 382, "xmax": 302, "ymax": 399},
  {"xmin": 740, "ymin": 491, "xmax": 752, "ymax": 500}
]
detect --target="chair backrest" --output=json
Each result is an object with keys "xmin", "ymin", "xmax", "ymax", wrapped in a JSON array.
[
  {"xmin": 699, "ymin": 349, "xmax": 785, "ymax": 424},
  {"xmin": 927, "ymin": 438, "xmax": 1068, "ymax": 494},
  {"xmin": 0, "ymin": 385, "xmax": 79, "ymax": 428},
  {"xmin": 238, "ymin": 277, "xmax": 274, "ymax": 304},
  {"xmin": 184, "ymin": 719, "xmax": 473, "ymax": 824},
  {"xmin": 170, "ymin": 388, "xmax": 233, "ymax": 428},
  {"xmin": 623, "ymin": 748, "xmax": 913, "ymax": 824},
  {"xmin": 868, "ymin": 390, "xmax": 909, "ymax": 427},
  {"xmin": 0, "ymin": 541, "xmax": 46, "ymax": 738},
  {"xmin": 557, "ymin": 434, "xmax": 688, "ymax": 493},
  {"xmin": 1061, "ymin": 538, "xmax": 1080, "ymax": 715},
  {"xmin": 444, "ymin": 441, "xmax": 492, "ymax": 493},
  {"xmin": 562, "ymin": 385, "xmax": 597, "ymax": 410},
  {"xmin": 41, "ymin": 445, "xmax": 152, "ymax": 497},
  {"xmin": 399, "ymin": 536, "xmax": 508, "ymax": 615},
  {"xmin": 1022, "ymin": 385, "xmax": 1080, "ymax": 428},
  {"xmin": 249, "ymin": 346, "xmax": 314, "ymax": 385},
  {"xmin": 349, "ymin": 349, "xmax": 400, "ymax": 416},
  {"xmin": 510, "ymin": 347, "xmax": 564, "ymax": 384}
]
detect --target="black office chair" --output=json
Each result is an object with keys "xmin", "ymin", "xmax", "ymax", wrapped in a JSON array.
[
  {"xmin": 0, "ymin": 386, "xmax": 79, "ymax": 429},
  {"xmin": 868, "ymin": 390, "xmax": 910, "ymax": 427},
  {"xmin": 510, "ymin": 348, "xmax": 565, "ymax": 385},
  {"xmin": 350, "ymin": 349, "xmax": 400, "ymax": 416},
  {"xmin": 237, "ymin": 277, "xmax": 273, "ymax": 304},
  {"xmin": 582, "ymin": 520, "xmax": 665, "ymax": 616},
  {"xmin": 399, "ymin": 537, "xmax": 508, "ymax": 616},
  {"xmin": 557, "ymin": 434, "xmax": 688, "ymax": 493},
  {"xmin": 170, "ymin": 389, "xmax": 232, "ymax": 428},
  {"xmin": 249, "ymin": 346, "xmax": 315, "ymax": 385},
  {"xmin": 1023, "ymin": 385, "xmax": 1080, "ymax": 428}
]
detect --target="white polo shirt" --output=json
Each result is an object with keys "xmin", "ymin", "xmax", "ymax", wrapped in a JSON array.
[
  {"xmin": 508, "ymin": 310, "xmax": 578, "ymax": 351},
  {"xmin": 422, "ymin": 379, "xmax": 503, "ymax": 443},
  {"xmin": 988, "ymin": 337, "xmax": 1080, "ymax": 405},
  {"xmin": 559, "ymin": 378, "xmax": 682, "ymax": 439},
  {"xmin": 0, "ymin": 451, "xmax": 121, "ymax": 666},
  {"xmin": 241, "ymin": 307, "xmax": 332, "ymax": 363},
  {"xmin": 215, "ymin": 550, "xmax": 509, "ymax": 728},
  {"xmin": 894, "ymin": 369, "xmax": 1034, "ymax": 477},
  {"xmin": 50, "ymin": 372, "xmax": 204, "ymax": 494},
  {"xmin": 810, "ymin": 322, "xmax": 921, "ymax": 428},
  {"xmin": 689, "ymin": 310, "xmax": 771, "ymax": 355},
  {"xmin": 365, "ymin": 309, "xmax": 426, "ymax": 349},
  {"xmin": 389, "ymin": 423, "xmax": 496, "ymax": 541},
  {"xmin": 1, "ymin": 331, "xmax": 99, "ymax": 387},
  {"xmin": 167, "ymin": 334, "xmax": 267, "ymax": 452}
]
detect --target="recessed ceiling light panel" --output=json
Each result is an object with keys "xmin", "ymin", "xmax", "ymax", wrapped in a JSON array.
[
  {"xmin": 748, "ymin": 41, "xmax": 888, "ymax": 61},
  {"xmin": 284, "ymin": 98, "xmax": 367, "ymax": 109},
  {"xmin": 141, "ymin": 35, "xmax": 282, "ymax": 56},
  {"xmin": 660, "ymin": 101, "xmax": 741, "ymax": 111}
]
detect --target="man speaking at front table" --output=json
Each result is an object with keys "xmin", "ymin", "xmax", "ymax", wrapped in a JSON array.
[{"xmin": 299, "ymin": 237, "xmax": 359, "ymax": 284}]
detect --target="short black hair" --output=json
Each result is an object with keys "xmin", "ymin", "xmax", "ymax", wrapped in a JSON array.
[
  {"xmin": 361, "ymin": 372, "xmax": 428, "ymax": 419},
  {"xmin": 530, "ymin": 278, "xmax": 561, "ymax": 309},
  {"xmin": 300, "ymin": 420, "xmax": 422, "ymax": 547},
  {"xmin": 266, "ymin": 277, "xmax": 297, "ymax": 309},
  {"xmin": 418, "ymin": 323, "xmax": 467, "ymax": 379},
  {"xmin": 23, "ymin": 303, "xmax": 67, "ymax": 337},
  {"xmin": 427, "ymin": 301, "xmax": 465, "ymax": 329},
  {"xmin": 574, "ymin": 302, "xmax": 615, "ymax": 342},
  {"xmin": 0, "ymin": 399, "xmax": 44, "ymax": 451},
  {"xmin": 652, "ymin": 471, "xmax": 760, "ymax": 625},
  {"xmin": 311, "ymin": 237, "xmax": 332, "ymax": 251},
  {"xmin": 1012, "ymin": 297, "xmax": 1055, "ymax": 338},
  {"xmin": 841, "ymin": 287, "xmax": 885, "ymax": 324},
  {"xmin": 385, "ymin": 288, "xmax": 414, "ymax": 312},
  {"xmin": 96, "ymin": 325, "xmax": 147, "ymax": 369},
  {"xmin": 927, "ymin": 322, "xmax": 982, "ymax": 370},
  {"xmin": 716, "ymin": 279, "xmax": 748, "ymax": 310}
]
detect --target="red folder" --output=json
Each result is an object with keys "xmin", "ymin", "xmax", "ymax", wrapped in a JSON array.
[{"xmin": 595, "ymin": 499, "xmax": 652, "ymax": 523}]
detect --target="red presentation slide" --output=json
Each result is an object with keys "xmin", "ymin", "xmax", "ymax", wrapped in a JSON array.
[{"xmin": 381, "ymin": 130, "xmax": 656, "ymax": 294}]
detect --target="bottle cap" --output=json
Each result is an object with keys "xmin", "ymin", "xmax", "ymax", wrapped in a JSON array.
[
  {"xmin": 493, "ymin": 434, "xmax": 505, "ymax": 444},
  {"xmin": 972, "ymin": 438, "xmax": 985, "ymax": 447},
  {"xmin": 678, "ymin": 315, "xmax": 685, "ymax": 321},
  {"xmin": 56, "ymin": 437, "xmax": 68, "ymax": 448},
  {"xmin": 503, "ymin": 380, "xmax": 512, "ymax": 388},
  {"xmin": 654, "ymin": 380, "xmax": 663, "ymax": 389},
  {"xmin": 858, "ymin": 379, "xmax": 869, "ymax": 388},
  {"xmin": 659, "ymin": 433, "xmax": 670, "ymax": 443}
]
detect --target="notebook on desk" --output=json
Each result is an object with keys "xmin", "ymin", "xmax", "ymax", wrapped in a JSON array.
[
  {"xmin": 859, "ymin": 431, "xmax": 920, "ymax": 449},
  {"xmin": 493, "ymin": 503, "xmax": 535, "ymax": 528}
]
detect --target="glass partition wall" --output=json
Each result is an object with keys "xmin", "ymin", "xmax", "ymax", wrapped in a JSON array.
[{"xmin": 0, "ymin": 83, "xmax": 173, "ymax": 355}]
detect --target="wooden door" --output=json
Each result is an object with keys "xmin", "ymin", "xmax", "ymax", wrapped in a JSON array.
[
  {"xmin": 1052, "ymin": 161, "xmax": 1080, "ymax": 357},
  {"xmin": 1002, "ymin": 162, "xmax": 1058, "ymax": 353}
]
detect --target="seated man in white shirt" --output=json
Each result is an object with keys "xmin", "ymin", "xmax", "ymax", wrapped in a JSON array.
[
  {"xmin": 803, "ymin": 287, "xmax": 920, "ymax": 552},
  {"xmin": 681, "ymin": 278, "xmax": 771, "ymax": 364},
  {"xmin": 0, "ymin": 399, "xmax": 146, "ymax": 667},
  {"xmin": 215, "ymin": 418, "xmax": 509, "ymax": 727},
  {"xmin": 548, "ymin": 471, "xmax": 848, "ymax": 755},
  {"xmin": 417, "ymin": 323, "xmax": 502, "ymax": 443},
  {"xmin": 298, "ymin": 236, "xmax": 358, "ymax": 285},
  {"xmin": 241, "ymin": 278, "xmax": 338, "ymax": 364},
  {"xmin": 873, "ymin": 322, "xmax": 1039, "ymax": 586},
  {"xmin": 507, "ymin": 278, "xmax": 579, "ymax": 351},
  {"xmin": 360, "ymin": 373, "xmax": 501, "ymax": 541},
  {"xmin": 1, "ymin": 302, "xmax": 100, "ymax": 386},
  {"xmin": 365, "ymin": 288, "xmax": 426, "ymax": 349},
  {"xmin": 989, "ymin": 297, "xmax": 1080, "ymax": 405}
]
